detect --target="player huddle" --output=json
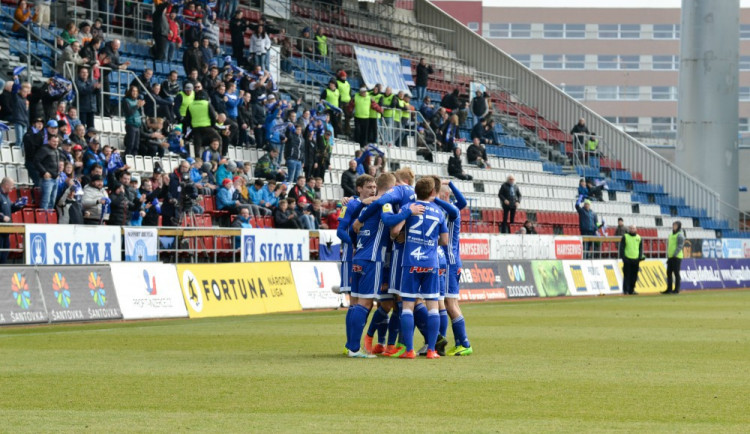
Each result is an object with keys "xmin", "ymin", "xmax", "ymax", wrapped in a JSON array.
[{"xmin": 336, "ymin": 167, "xmax": 473, "ymax": 359}]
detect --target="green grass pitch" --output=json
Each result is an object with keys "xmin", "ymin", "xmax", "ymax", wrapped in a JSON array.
[{"xmin": 1, "ymin": 291, "xmax": 749, "ymax": 433}]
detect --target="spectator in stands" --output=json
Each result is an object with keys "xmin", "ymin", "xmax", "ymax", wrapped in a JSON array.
[
  {"xmin": 483, "ymin": 119, "xmax": 500, "ymax": 145},
  {"xmin": 184, "ymin": 42, "xmax": 204, "ymax": 81},
  {"xmin": 448, "ymin": 147, "xmax": 472, "ymax": 181},
  {"xmin": 144, "ymin": 82, "xmax": 175, "ymax": 123},
  {"xmin": 570, "ymin": 117, "xmax": 589, "ymax": 150},
  {"xmin": 341, "ymin": 160, "xmax": 358, "ymax": 198},
  {"xmin": 107, "ymin": 180, "xmax": 130, "ymax": 227},
  {"xmin": 274, "ymin": 198, "xmax": 301, "ymax": 229},
  {"xmin": 439, "ymin": 114, "xmax": 459, "ymax": 152},
  {"xmin": 12, "ymin": 0, "xmax": 36, "ymax": 35},
  {"xmin": 416, "ymin": 124, "xmax": 435, "ymax": 161},
  {"xmin": 215, "ymin": 159, "xmax": 236, "ymax": 187},
  {"xmin": 471, "ymin": 90, "xmax": 489, "ymax": 125},
  {"xmin": 57, "ymin": 41, "xmax": 89, "ymax": 74},
  {"xmin": 250, "ymin": 25, "xmax": 272, "ymax": 72},
  {"xmin": 151, "ymin": 0, "xmax": 170, "ymax": 61},
  {"xmin": 184, "ymin": 91, "xmax": 219, "ymax": 158},
  {"xmin": 140, "ymin": 117, "xmax": 167, "ymax": 157},
  {"xmin": 123, "ymin": 86, "xmax": 145, "ymax": 156},
  {"xmin": 614, "ymin": 218, "xmax": 626, "ymax": 236},
  {"xmin": 0, "ymin": 177, "xmax": 25, "ymax": 263},
  {"xmin": 82, "ymin": 174, "xmax": 109, "ymax": 224},
  {"xmin": 499, "ymin": 175, "xmax": 521, "ymax": 234},
  {"xmin": 420, "ymin": 96, "xmax": 436, "ymax": 121},
  {"xmin": 441, "ymin": 88, "xmax": 460, "ymax": 113},
  {"xmin": 261, "ymin": 179, "xmax": 283, "ymax": 209},
  {"xmin": 287, "ymin": 176, "xmax": 308, "ymax": 202},
  {"xmin": 77, "ymin": 22, "xmax": 92, "ymax": 46},
  {"xmin": 22, "ymin": 118, "xmax": 48, "ymax": 185},
  {"xmin": 70, "ymin": 125, "xmax": 86, "ymax": 148},
  {"xmin": 90, "ymin": 18, "xmax": 104, "ymax": 40},
  {"xmin": 467, "ymin": 138, "xmax": 489, "ymax": 168},
  {"xmin": 414, "ymin": 58, "xmax": 433, "ymax": 103},
  {"xmin": 229, "ymin": 10, "xmax": 249, "ymax": 62},
  {"xmin": 254, "ymin": 149, "xmax": 286, "ymax": 182},
  {"xmin": 470, "ymin": 117, "xmax": 487, "ymax": 145},
  {"xmin": 101, "ymin": 39, "xmax": 130, "ymax": 72},
  {"xmin": 8, "ymin": 81, "xmax": 31, "ymax": 147},
  {"xmin": 53, "ymin": 101, "xmax": 72, "ymax": 136},
  {"xmin": 80, "ymin": 36, "xmax": 102, "ymax": 71},
  {"xmin": 58, "ymin": 21, "xmax": 79, "ymax": 47},
  {"xmin": 139, "ymin": 178, "xmax": 161, "ymax": 227},
  {"xmin": 199, "ymin": 37, "xmax": 215, "ymax": 67},
  {"xmin": 312, "ymin": 130, "xmax": 332, "ymax": 178},
  {"xmin": 56, "ymin": 175, "xmax": 84, "ymax": 225},
  {"xmin": 129, "ymin": 68, "xmax": 154, "ymax": 97},
  {"xmin": 575, "ymin": 196, "xmax": 601, "ymax": 259},
  {"xmin": 203, "ymin": 13, "xmax": 221, "ymax": 54},
  {"xmin": 75, "ymin": 67, "xmax": 98, "ymax": 129},
  {"xmin": 522, "ymin": 220, "xmax": 537, "ymax": 235},
  {"xmin": 245, "ymin": 179, "xmax": 273, "ymax": 216},
  {"xmin": 201, "ymin": 137, "xmax": 223, "ymax": 164},
  {"xmin": 231, "ymin": 207, "xmax": 253, "ymax": 230},
  {"xmin": 217, "ymin": 178, "xmax": 242, "ymax": 214},
  {"xmin": 67, "ymin": 107, "xmax": 81, "ymax": 131},
  {"xmin": 284, "ymin": 123, "xmax": 304, "ymax": 182},
  {"xmin": 34, "ymin": 135, "xmax": 62, "ymax": 210},
  {"xmin": 161, "ymin": 71, "xmax": 180, "ymax": 101}
]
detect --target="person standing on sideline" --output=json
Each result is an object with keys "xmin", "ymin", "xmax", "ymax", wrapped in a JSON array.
[
  {"xmin": 414, "ymin": 58, "xmax": 433, "ymax": 102},
  {"xmin": 498, "ymin": 175, "xmax": 521, "ymax": 233},
  {"xmin": 619, "ymin": 225, "xmax": 644, "ymax": 295},
  {"xmin": 575, "ymin": 196, "xmax": 602, "ymax": 258},
  {"xmin": 663, "ymin": 221, "xmax": 685, "ymax": 294}
]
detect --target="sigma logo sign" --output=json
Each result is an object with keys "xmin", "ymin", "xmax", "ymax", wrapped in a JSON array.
[
  {"xmin": 240, "ymin": 229, "xmax": 309, "ymax": 262},
  {"xmin": 555, "ymin": 239, "xmax": 583, "ymax": 260},
  {"xmin": 30, "ymin": 233, "xmax": 47, "ymax": 265},
  {"xmin": 182, "ymin": 270, "xmax": 203, "ymax": 312},
  {"xmin": 701, "ymin": 239, "xmax": 723, "ymax": 259},
  {"xmin": 243, "ymin": 235, "xmax": 255, "ymax": 262}
]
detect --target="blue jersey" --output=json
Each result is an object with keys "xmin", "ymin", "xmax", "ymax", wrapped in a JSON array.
[
  {"xmin": 435, "ymin": 182, "xmax": 467, "ymax": 268},
  {"xmin": 336, "ymin": 197, "xmax": 363, "ymax": 262},
  {"xmin": 402, "ymin": 201, "xmax": 448, "ymax": 269},
  {"xmin": 353, "ymin": 203, "xmax": 390, "ymax": 263},
  {"xmin": 358, "ymin": 183, "xmax": 416, "ymax": 224}
]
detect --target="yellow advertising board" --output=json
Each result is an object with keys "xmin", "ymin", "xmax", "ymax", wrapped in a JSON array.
[
  {"xmin": 619, "ymin": 259, "xmax": 667, "ymax": 294},
  {"xmin": 177, "ymin": 262, "xmax": 302, "ymax": 318}
]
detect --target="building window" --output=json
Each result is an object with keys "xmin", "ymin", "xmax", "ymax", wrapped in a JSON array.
[
  {"xmin": 741, "ymin": 56, "xmax": 750, "ymax": 70},
  {"xmin": 652, "ymin": 86, "xmax": 676, "ymax": 100},
  {"xmin": 741, "ymin": 87, "xmax": 750, "ymax": 101},
  {"xmin": 741, "ymin": 24, "xmax": 750, "ymax": 39},
  {"xmin": 488, "ymin": 23, "xmax": 509, "ymax": 38},
  {"xmin": 653, "ymin": 24, "xmax": 680, "ymax": 39},
  {"xmin": 564, "ymin": 54, "xmax": 585, "ymax": 69},
  {"xmin": 598, "ymin": 24, "xmax": 618, "ymax": 39},
  {"xmin": 620, "ymin": 24, "xmax": 641, "ymax": 38},
  {"xmin": 566, "ymin": 24, "xmax": 585, "ymax": 38},
  {"xmin": 560, "ymin": 85, "xmax": 585, "ymax": 100},
  {"xmin": 598, "ymin": 24, "xmax": 640, "ymax": 39},
  {"xmin": 652, "ymin": 117, "xmax": 676, "ymax": 132},
  {"xmin": 653, "ymin": 55, "xmax": 679, "ymax": 70},
  {"xmin": 618, "ymin": 117, "xmax": 639, "ymax": 131},
  {"xmin": 543, "ymin": 23, "xmax": 563, "ymax": 38},
  {"xmin": 542, "ymin": 54, "xmax": 563, "ymax": 69},
  {"xmin": 619, "ymin": 86, "xmax": 640, "ymax": 100},
  {"xmin": 511, "ymin": 54, "xmax": 531, "ymax": 68},
  {"xmin": 510, "ymin": 23, "xmax": 531, "ymax": 38},
  {"xmin": 467, "ymin": 22, "xmax": 479, "ymax": 32},
  {"xmin": 597, "ymin": 55, "xmax": 618, "ymax": 69},
  {"xmin": 596, "ymin": 86, "xmax": 618, "ymax": 100},
  {"xmin": 740, "ymin": 118, "xmax": 749, "ymax": 132},
  {"xmin": 619, "ymin": 55, "xmax": 640, "ymax": 70}
]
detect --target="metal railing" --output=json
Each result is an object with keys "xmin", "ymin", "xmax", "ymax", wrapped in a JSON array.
[
  {"xmin": 70, "ymin": 0, "xmax": 152, "ymax": 41},
  {"xmin": 0, "ymin": 7, "xmax": 60, "ymax": 77},
  {"xmin": 413, "ymin": 0, "xmax": 722, "ymax": 224}
]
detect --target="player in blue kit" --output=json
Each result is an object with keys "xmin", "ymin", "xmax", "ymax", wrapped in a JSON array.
[
  {"xmin": 347, "ymin": 173, "xmax": 422, "ymax": 358},
  {"xmin": 392, "ymin": 177, "xmax": 449, "ymax": 359},
  {"xmin": 434, "ymin": 178, "xmax": 473, "ymax": 356},
  {"xmin": 336, "ymin": 174, "xmax": 377, "ymax": 355}
]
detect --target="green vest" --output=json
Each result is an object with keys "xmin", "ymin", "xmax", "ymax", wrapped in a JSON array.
[
  {"xmin": 368, "ymin": 92, "xmax": 382, "ymax": 119},
  {"xmin": 178, "ymin": 91, "xmax": 195, "ymax": 117},
  {"xmin": 315, "ymin": 34, "xmax": 328, "ymax": 56},
  {"xmin": 382, "ymin": 94, "xmax": 395, "ymax": 118},
  {"xmin": 337, "ymin": 80, "xmax": 351, "ymax": 103},
  {"xmin": 187, "ymin": 99, "xmax": 211, "ymax": 128},
  {"xmin": 623, "ymin": 233, "xmax": 642, "ymax": 260},
  {"xmin": 668, "ymin": 232, "xmax": 684, "ymax": 259},
  {"xmin": 324, "ymin": 88, "xmax": 340, "ymax": 108},
  {"xmin": 354, "ymin": 93, "xmax": 371, "ymax": 119},
  {"xmin": 587, "ymin": 139, "xmax": 599, "ymax": 152}
]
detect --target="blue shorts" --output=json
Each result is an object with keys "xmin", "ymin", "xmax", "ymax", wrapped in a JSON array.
[
  {"xmin": 388, "ymin": 246, "xmax": 404, "ymax": 295},
  {"xmin": 351, "ymin": 260, "xmax": 384, "ymax": 299},
  {"xmin": 340, "ymin": 260, "xmax": 352, "ymax": 293},
  {"xmin": 446, "ymin": 264, "xmax": 461, "ymax": 299},
  {"xmin": 438, "ymin": 267, "xmax": 447, "ymax": 301},
  {"xmin": 399, "ymin": 266, "xmax": 439, "ymax": 300}
]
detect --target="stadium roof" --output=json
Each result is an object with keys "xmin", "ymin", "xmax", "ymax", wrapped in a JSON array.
[{"xmin": 483, "ymin": 0, "xmax": 750, "ymax": 8}]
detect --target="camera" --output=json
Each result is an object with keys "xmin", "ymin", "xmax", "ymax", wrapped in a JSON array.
[{"xmin": 179, "ymin": 172, "xmax": 198, "ymax": 212}]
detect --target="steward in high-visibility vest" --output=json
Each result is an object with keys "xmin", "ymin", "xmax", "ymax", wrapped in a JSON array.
[
  {"xmin": 663, "ymin": 221, "xmax": 685, "ymax": 294},
  {"xmin": 367, "ymin": 85, "xmax": 383, "ymax": 144},
  {"xmin": 315, "ymin": 31, "xmax": 328, "ymax": 57},
  {"xmin": 183, "ymin": 90, "xmax": 218, "ymax": 158},
  {"xmin": 619, "ymin": 225, "xmax": 644, "ymax": 295},
  {"xmin": 174, "ymin": 82, "xmax": 195, "ymax": 118},
  {"xmin": 321, "ymin": 80, "xmax": 340, "ymax": 108},
  {"xmin": 353, "ymin": 87, "xmax": 371, "ymax": 148},
  {"xmin": 336, "ymin": 70, "xmax": 353, "ymax": 136}
]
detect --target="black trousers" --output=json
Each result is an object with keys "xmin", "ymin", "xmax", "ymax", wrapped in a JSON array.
[
  {"xmin": 0, "ymin": 234, "xmax": 9, "ymax": 264},
  {"xmin": 501, "ymin": 206, "xmax": 516, "ymax": 234},
  {"xmin": 354, "ymin": 118, "xmax": 368, "ymax": 148},
  {"xmin": 666, "ymin": 257, "xmax": 682, "ymax": 292},
  {"xmin": 622, "ymin": 258, "xmax": 640, "ymax": 294}
]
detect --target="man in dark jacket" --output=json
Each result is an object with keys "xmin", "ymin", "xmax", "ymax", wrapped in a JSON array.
[
  {"xmin": 498, "ymin": 175, "xmax": 521, "ymax": 234},
  {"xmin": 75, "ymin": 67, "xmax": 99, "ymax": 129},
  {"xmin": 229, "ymin": 10, "xmax": 250, "ymax": 62},
  {"xmin": 441, "ymin": 89, "xmax": 460, "ymax": 112},
  {"xmin": 570, "ymin": 117, "xmax": 590, "ymax": 149},
  {"xmin": 341, "ymin": 159, "xmax": 358, "ymax": 198},
  {"xmin": 8, "ymin": 81, "xmax": 31, "ymax": 147},
  {"xmin": 467, "ymin": 138, "xmax": 489, "ymax": 168},
  {"xmin": 284, "ymin": 123, "xmax": 304, "ymax": 182},
  {"xmin": 34, "ymin": 134, "xmax": 63, "ymax": 210},
  {"xmin": 0, "ymin": 177, "xmax": 26, "ymax": 263},
  {"xmin": 414, "ymin": 58, "xmax": 433, "ymax": 102},
  {"xmin": 448, "ymin": 147, "xmax": 472, "ymax": 180},
  {"xmin": 151, "ymin": 0, "xmax": 170, "ymax": 61},
  {"xmin": 575, "ymin": 196, "xmax": 601, "ymax": 259},
  {"xmin": 471, "ymin": 90, "xmax": 488, "ymax": 124},
  {"xmin": 183, "ymin": 40, "xmax": 204, "ymax": 79}
]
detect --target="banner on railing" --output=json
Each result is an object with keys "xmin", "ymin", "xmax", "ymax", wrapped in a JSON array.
[
  {"xmin": 240, "ymin": 229, "xmax": 309, "ymax": 262},
  {"xmin": 110, "ymin": 263, "xmax": 188, "ymax": 320},
  {"xmin": 177, "ymin": 262, "xmax": 302, "ymax": 318},
  {"xmin": 459, "ymin": 236, "xmax": 491, "ymax": 260},
  {"xmin": 599, "ymin": 260, "xmax": 624, "ymax": 295},
  {"xmin": 401, "ymin": 58, "xmax": 415, "ymax": 87},
  {"xmin": 716, "ymin": 259, "xmax": 750, "ymax": 288},
  {"xmin": 25, "ymin": 224, "xmax": 121, "ymax": 265},
  {"xmin": 530, "ymin": 260, "xmax": 569, "ymax": 297},
  {"xmin": 0, "ymin": 267, "xmax": 48, "ymax": 325},
  {"xmin": 458, "ymin": 261, "xmax": 507, "ymax": 301},
  {"xmin": 625, "ymin": 259, "xmax": 667, "ymax": 294},
  {"xmin": 554, "ymin": 237, "xmax": 584, "ymax": 260},
  {"xmin": 678, "ymin": 259, "xmax": 703, "ymax": 290},
  {"xmin": 317, "ymin": 230, "xmax": 341, "ymax": 262},
  {"xmin": 269, "ymin": 45, "xmax": 281, "ymax": 88},
  {"xmin": 124, "ymin": 228, "xmax": 158, "ymax": 262},
  {"xmin": 498, "ymin": 260, "xmax": 538, "ymax": 298},
  {"xmin": 263, "ymin": 0, "xmax": 290, "ymax": 20},
  {"xmin": 692, "ymin": 259, "xmax": 725, "ymax": 289},
  {"xmin": 354, "ymin": 46, "xmax": 411, "ymax": 95},
  {"xmin": 37, "ymin": 265, "xmax": 123, "ymax": 322},
  {"xmin": 490, "ymin": 234, "xmax": 522, "ymax": 260},
  {"xmin": 291, "ymin": 262, "xmax": 345, "ymax": 309}
]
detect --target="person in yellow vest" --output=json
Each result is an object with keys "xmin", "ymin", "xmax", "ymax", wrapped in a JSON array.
[
  {"xmin": 619, "ymin": 225, "xmax": 644, "ymax": 295},
  {"xmin": 662, "ymin": 221, "xmax": 685, "ymax": 294},
  {"xmin": 367, "ymin": 84, "xmax": 383, "ymax": 144},
  {"xmin": 320, "ymin": 79, "xmax": 342, "ymax": 136},
  {"xmin": 183, "ymin": 90, "xmax": 219, "ymax": 158},
  {"xmin": 336, "ymin": 70, "xmax": 352, "ymax": 136},
  {"xmin": 380, "ymin": 87, "xmax": 396, "ymax": 146},
  {"xmin": 173, "ymin": 82, "xmax": 195, "ymax": 122},
  {"xmin": 314, "ymin": 26, "xmax": 328, "ymax": 58},
  {"xmin": 353, "ymin": 87, "xmax": 371, "ymax": 148}
]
